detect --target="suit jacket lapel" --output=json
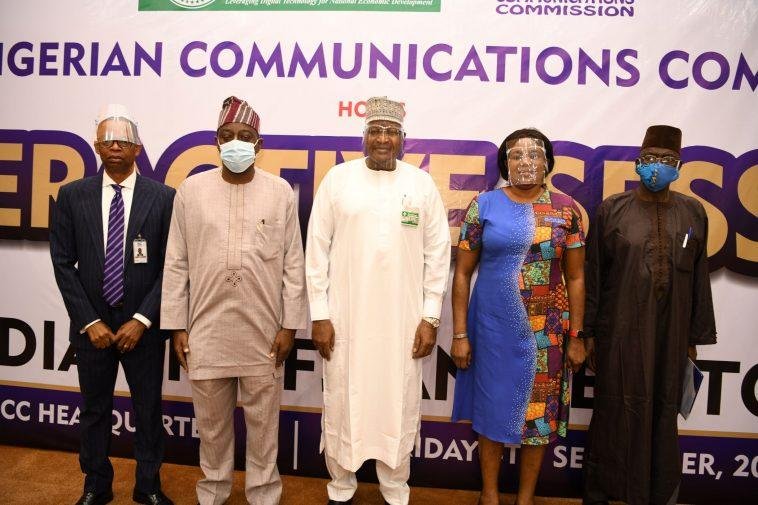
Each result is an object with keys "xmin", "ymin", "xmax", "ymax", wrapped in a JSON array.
[
  {"xmin": 83, "ymin": 174, "xmax": 105, "ymax": 267},
  {"xmin": 127, "ymin": 175, "xmax": 157, "ymax": 243}
]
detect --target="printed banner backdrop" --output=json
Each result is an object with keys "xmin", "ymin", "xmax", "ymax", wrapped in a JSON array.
[{"xmin": 1, "ymin": 1, "xmax": 757, "ymax": 503}]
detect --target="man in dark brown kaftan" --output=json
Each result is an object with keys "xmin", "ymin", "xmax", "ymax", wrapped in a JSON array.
[{"xmin": 582, "ymin": 125, "xmax": 717, "ymax": 505}]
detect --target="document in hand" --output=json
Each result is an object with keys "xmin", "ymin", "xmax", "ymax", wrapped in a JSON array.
[{"xmin": 680, "ymin": 358, "xmax": 704, "ymax": 420}]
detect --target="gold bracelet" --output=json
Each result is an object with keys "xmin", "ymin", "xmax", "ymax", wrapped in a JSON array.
[{"xmin": 452, "ymin": 333, "xmax": 468, "ymax": 340}]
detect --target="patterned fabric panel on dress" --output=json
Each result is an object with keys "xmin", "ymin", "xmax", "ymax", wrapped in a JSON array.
[
  {"xmin": 455, "ymin": 189, "xmax": 585, "ymax": 445},
  {"xmin": 520, "ymin": 190, "xmax": 585, "ymax": 444}
]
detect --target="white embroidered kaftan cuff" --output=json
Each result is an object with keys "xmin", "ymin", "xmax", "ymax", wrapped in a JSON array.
[{"xmin": 309, "ymin": 299, "xmax": 330, "ymax": 321}]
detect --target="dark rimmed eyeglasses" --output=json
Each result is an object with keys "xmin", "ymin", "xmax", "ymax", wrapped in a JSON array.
[{"xmin": 96, "ymin": 140, "xmax": 137, "ymax": 149}]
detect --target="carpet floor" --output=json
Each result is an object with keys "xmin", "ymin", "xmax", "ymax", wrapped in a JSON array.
[{"xmin": 0, "ymin": 444, "xmax": 584, "ymax": 505}]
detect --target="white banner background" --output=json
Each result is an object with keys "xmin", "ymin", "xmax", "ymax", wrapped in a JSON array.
[{"xmin": 1, "ymin": 0, "xmax": 757, "ymax": 440}]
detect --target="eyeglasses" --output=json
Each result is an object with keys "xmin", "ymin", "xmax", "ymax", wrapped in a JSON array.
[
  {"xmin": 97, "ymin": 140, "xmax": 137, "ymax": 149},
  {"xmin": 507, "ymin": 150, "xmax": 546, "ymax": 163},
  {"xmin": 639, "ymin": 154, "xmax": 681, "ymax": 167},
  {"xmin": 365, "ymin": 125, "xmax": 404, "ymax": 138}
]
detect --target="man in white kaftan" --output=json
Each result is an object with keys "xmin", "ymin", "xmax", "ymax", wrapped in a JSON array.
[
  {"xmin": 161, "ymin": 96, "xmax": 306, "ymax": 505},
  {"xmin": 305, "ymin": 97, "xmax": 451, "ymax": 505}
]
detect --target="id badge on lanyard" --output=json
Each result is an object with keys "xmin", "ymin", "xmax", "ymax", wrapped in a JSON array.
[
  {"xmin": 133, "ymin": 235, "xmax": 147, "ymax": 264},
  {"xmin": 401, "ymin": 194, "xmax": 420, "ymax": 227}
]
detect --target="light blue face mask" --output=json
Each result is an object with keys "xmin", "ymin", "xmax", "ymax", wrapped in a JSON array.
[
  {"xmin": 636, "ymin": 162, "xmax": 680, "ymax": 192},
  {"xmin": 219, "ymin": 139, "xmax": 258, "ymax": 173}
]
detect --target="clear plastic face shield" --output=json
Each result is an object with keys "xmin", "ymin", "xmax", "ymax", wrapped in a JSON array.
[
  {"xmin": 505, "ymin": 137, "xmax": 547, "ymax": 186},
  {"xmin": 362, "ymin": 123, "xmax": 406, "ymax": 161},
  {"xmin": 95, "ymin": 116, "xmax": 141, "ymax": 148}
]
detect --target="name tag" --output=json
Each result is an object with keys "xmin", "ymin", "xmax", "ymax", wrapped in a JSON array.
[
  {"xmin": 133, "ymin": 238, "xmax": 147, "ymax": 264},
  {"xmin": 401, "ymin": 207, "xmax": 420, "ymax": 227}
]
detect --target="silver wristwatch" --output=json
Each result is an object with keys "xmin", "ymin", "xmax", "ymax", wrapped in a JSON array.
[{"xmin": 422, "ymin": 317, "xmax": 440, "ymax": 328}]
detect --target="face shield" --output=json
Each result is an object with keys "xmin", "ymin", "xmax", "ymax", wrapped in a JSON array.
[
  {"xmin": 94, "ymin": 104, "xmax": 141, "ymax": 147},
  {"xmin": 505, "ymin": 138, "xmax": 547, "ymax": 186},
  {"xmin": 96, "ymin": 117, "xmax": 141, "ymax": 147},
  {"xmin": 362, "ymin": 123, "xmax": 406, "ymax": 161}
]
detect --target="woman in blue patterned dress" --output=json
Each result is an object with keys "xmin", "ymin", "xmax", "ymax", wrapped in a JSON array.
[{"xmin": 450, "ymin": 128, "xmax": 587, "ymax": 505}]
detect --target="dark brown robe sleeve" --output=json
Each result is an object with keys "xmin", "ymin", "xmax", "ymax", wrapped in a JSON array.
[
  {"xmin": 584, "ymin": 200, "xmax": 606, "ymax": 341},
  {"xmin": 689, "ymin": 205, "xmax": 717, "ymax": 345}
]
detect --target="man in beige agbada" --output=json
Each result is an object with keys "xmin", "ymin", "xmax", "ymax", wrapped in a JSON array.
[
  {"xmin": 161, "ymin": 96, "xmax": 307, "ymax": 505},
  {"xmin": 306, "ymin": 97, "xmax": 451, "ymax": 505}
]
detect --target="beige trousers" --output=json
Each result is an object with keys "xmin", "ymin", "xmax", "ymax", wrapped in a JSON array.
[
  {"xmin": 191, "ymin": 374, "xmax": 282, "ymax": 505},
  {"xmin": 325, "ymin": 454, "xmax": 411, "ymax": 505}
]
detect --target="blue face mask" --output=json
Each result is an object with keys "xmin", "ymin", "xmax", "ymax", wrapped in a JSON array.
[{"xmin": 636, "ymin": 162, "xmax": 680, "ymax": 192}]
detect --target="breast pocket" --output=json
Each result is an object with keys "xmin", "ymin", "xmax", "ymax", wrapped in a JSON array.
[
  {"xmin": 255, "ymin": 222, "xmax": 284, "ymax": 261},
  {"xmin": 675, "ymin": 232, "xmax": 697, "ymax": 272}
]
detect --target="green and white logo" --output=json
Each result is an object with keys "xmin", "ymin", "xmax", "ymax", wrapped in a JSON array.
[
  {"xmin": 139, "ymin": 0, "xmax": 441, "ymax": 12},
  {"xmin": 168, "ymin": 0, "xmax": 217, "ymax": 8}
]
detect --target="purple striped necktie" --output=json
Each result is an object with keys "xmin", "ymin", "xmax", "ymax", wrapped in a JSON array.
[{"xmin": 103, "ymin": 184, "xmax": 125, "ymax": 306}]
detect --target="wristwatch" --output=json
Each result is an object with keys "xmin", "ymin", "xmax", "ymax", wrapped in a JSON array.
[
  {"xmin": 568, "ymin": 329, "xmax": 585, "ymax": 339},
  {"xmin": 422, "ymin": 317, "xmax": 440, "ymax": 328}
]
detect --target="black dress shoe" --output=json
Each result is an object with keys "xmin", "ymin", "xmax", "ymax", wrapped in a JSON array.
[
  {"xmin": 327, "ymin": 500, "xmax": 353, "ymax": 505},
  {"xmin": 132, "ymin": 490, "xmax": 174, "ymax": 505},
  {"xmin": 75, "ymin": 490, "xmax": 113, "ymax": 505}
]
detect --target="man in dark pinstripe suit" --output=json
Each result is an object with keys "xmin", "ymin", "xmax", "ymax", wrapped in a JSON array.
[{"xmin": 50, "ymin": 105, "xmax": 175, "ymax": 505}]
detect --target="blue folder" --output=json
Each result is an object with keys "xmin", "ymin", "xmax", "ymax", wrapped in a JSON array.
[{"xmin": 680, "ymin": 358, "xmax": 704, "ymax": 420}]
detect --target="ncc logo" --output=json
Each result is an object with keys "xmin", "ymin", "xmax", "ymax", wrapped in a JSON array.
[{"xmin": 168, "ymin": 0, "xmax": 216, "ymax": 8}]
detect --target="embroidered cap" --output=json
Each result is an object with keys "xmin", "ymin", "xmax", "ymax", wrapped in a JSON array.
[
  {"xmin": 365, "ymin": 96, "xmax": 406, "ymax": 125},
  {"xmin": 218, "ymin": 96, "xmax": 260, "ymax": 132}
]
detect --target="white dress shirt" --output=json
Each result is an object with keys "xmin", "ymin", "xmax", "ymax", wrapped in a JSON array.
[{"xmin": 82, "ymin": 168, "xmax": 151, "ymax": 332}]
